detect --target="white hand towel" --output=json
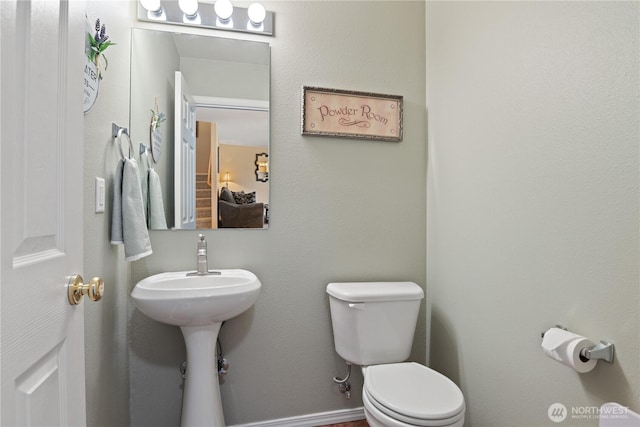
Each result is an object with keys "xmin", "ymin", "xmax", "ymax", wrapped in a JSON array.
[
  {"xmin": 111, "ymin": 158, "xmax": 153, "ymax": 261},
  {"xmin": 148, "ymin": 168, "xmax": 168, "ymax": 230},
  {"xmin": 140, "ymin": 152, "xmax": 149, "ymax": 220},
  {"xmin": 110, "ymin": 159, "xmax": 125, "ymax": 245}
]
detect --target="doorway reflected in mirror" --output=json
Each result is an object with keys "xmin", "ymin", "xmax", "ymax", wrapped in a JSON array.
[{"xmin": 196, "ymin": 105, "xmax": 269, "ymax": 229}]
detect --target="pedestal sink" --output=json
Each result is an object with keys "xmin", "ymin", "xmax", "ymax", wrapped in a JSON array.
[{"xmin": 131, "ymin": 269, "xmax": 261, "ymax": 427}]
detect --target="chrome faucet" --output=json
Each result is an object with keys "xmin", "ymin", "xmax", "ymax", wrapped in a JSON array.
[
  {"xmin": 196, "ymin": 234, "xmax": 208, "ymax": 274},
  {"xmin": 186, "ymin": 234, "xmax": 221, "ymax": 276}
]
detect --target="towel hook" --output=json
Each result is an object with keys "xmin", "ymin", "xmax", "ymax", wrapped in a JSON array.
[
  {"xmin": 112, "ymin": 123, "xmax": 133, "ymax": 159},
  {"xmin": 139, "ymin": 143, "xmax": 153, "ymax": 169}
]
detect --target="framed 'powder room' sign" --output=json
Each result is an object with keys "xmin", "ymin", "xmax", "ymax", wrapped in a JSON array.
[{"xmin": 301, "ymin": 86, "xmax": 403, "ymax": 142}]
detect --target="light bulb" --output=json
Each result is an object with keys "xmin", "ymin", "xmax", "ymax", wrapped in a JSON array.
[
  {"xmin": 247, "ymin": 2, "xmax": 266, "ymax": 25},
  {"xmin": 140, "ymin": 0, "xmax": 161, "ymax": 13},
  {"xmin": 214, "ymin": 0, "xmax": 233, "ymax": 21},
  {"xmin": 178, "ymin": 0, "xmax": 198, "ymax": 17}
]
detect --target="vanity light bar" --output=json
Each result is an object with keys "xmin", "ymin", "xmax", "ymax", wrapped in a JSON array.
[{"xmin": 137, "ymin": 1, "xmax": 274, "ymax": 36}]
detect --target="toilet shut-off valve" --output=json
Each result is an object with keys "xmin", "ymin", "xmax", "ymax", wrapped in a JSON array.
[
  {"xmin": 332, "ymin": 362, "xmax": 352, "ymax": 399},
  {"xmin": 338, "ymin": 381, "xmax": 351, "ymax": 399},
  {"xmin": 218, "ymin": 356, "xmax": 230, "ymax": 376}
]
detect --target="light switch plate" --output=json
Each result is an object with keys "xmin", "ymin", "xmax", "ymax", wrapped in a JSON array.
[{"xmin": 95, "ymin": 177, "xmax": 105, "ymax": 213}]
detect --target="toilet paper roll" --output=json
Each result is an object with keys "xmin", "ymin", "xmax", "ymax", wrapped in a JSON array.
[{"xmin": 541, "ymin": 328, "xmax": 597, "ymax": 373}]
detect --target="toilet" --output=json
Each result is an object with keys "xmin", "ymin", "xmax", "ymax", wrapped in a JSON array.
[{"xmin": 327, "ymin": 282, "xmax": 465, "ymax": 427}]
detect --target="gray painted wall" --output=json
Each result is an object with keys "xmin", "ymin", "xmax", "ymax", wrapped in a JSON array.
[
  {"xmin": 83, "ymin": 3, "xmax": 134, "ymax": 427},
  {"xmin": 83, "ymin": 2, "xmax": 639, "ymax": 427},
  {"xmin": 180, "ymin": 57, "xmax": 269, "ymax": 101},
  {"xmin": 129, "ymin": 1, "xmax": 427, "ymax": 425},
  {"xmin": 84, "ymin": 1, "xmax": 426, "ymax": 426},
  {"xmin": 426, "ymin": 2, "xmax": 639, "ymax": 426},
  {"xmin": 130, "ymin": 28, "xmax": 178, "ymax": 227}
]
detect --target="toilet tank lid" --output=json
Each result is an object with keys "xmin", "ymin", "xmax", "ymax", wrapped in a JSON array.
[{"xmin": 326, "ymin": 282, "xmax": 424, "ymax": 302}]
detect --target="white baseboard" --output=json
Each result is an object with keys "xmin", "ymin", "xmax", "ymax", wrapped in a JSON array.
[{"xmin": 229, "ymin": 407, "xmax": 366, "ymax": 427}]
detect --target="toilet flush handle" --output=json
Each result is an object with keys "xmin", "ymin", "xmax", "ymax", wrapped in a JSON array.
[{"xmin": 348, "ymin": 303, "xmax": 365, "ymax": 310}]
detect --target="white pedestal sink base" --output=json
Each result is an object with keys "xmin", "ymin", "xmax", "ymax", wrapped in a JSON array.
[
  {"xmin": 131, "ymin": 270, "xmax": 261, "ymax": 427},
  {"xmin": 180, "ymin": 323, "xmax": 225, "ymax": 427}
]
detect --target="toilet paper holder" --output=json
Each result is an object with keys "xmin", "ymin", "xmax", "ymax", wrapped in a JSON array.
[
  {"xmin": 541, "ymin": 325, "xmax": 615, "ymax": 364},
  {"xmin": 579, "ymin": 341, "xmax": 614, "ymax": 364}
]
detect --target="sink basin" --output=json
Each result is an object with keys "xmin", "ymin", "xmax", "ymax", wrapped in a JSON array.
[
  {"xmin": 131, "ymin": 269, "xmax": 261, "ymax": 427},
  {"xmin": 131, "ymin": 269, "xmax": 261, "ymax": 326}
]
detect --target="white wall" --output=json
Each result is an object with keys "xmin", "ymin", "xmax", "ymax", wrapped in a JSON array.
[
  {"xmin": 84, "ymin": 1, "xmax": 426, "ymax": 426},
  {"xmin": 426, "ymin": 2, "xmax": 639, "ymax": 426}
]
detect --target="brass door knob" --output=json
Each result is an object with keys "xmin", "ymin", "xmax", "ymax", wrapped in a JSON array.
[{"xmin": 67, "ymin": 274, "xmax": 104, "ymax": 305}]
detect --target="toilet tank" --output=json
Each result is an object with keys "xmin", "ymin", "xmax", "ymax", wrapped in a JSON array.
[{"xmin": 326, "ymin": 282, "xmax": 424, "ymax": 366}]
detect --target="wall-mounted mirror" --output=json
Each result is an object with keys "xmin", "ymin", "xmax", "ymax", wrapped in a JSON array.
[{"xmin": 130, "ymin": 28, "xmax": 270, "ymax": 230}]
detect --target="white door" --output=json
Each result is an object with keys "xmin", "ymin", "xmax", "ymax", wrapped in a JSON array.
[
  {"xmin": 175, "ymin": 71, "xmax": 197, "ymax": 229},
  {"xmin": 1, "ymin": 1, "xmax": 89, "ymax": 425}
]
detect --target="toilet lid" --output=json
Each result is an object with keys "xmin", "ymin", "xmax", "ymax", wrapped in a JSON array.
[{"xmin": 365, "ymin": 363, "xmax": 465, "ymax": 422}]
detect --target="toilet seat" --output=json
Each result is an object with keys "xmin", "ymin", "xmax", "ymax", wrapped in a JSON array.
[
  {"xmin": 363, "ymin": 362, "xmax": 465, "ymax": 426},
  {"xmin": 363, "ymin": 391, "xmax": 463, "ymax": 427}
]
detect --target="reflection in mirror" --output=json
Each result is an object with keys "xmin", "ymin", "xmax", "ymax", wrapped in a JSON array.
[
  {"xmin": 255, "ymin": 153, "xmax": 269, "ymax": 182},
  {"xmin": 130, "ymin": 29, "xmax": 270, "ymax": 230}
]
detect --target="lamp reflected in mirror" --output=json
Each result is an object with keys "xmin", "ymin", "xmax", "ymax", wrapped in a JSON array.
[{"xmin": 222, "ymin": 171, "xmax": 232, "ymax": 187}]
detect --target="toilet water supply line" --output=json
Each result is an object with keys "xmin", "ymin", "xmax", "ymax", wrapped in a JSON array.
[{"xmin": 332, "ymin": 362, "xmax": 352, "ymax": 399}]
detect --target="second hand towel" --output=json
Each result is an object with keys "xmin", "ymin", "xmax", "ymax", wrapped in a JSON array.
[
  {"xmin": 148, "ymin": 168, "xmax": 168, "ymax": 230},
  {"xmin": 111, "ymin": 158, "xmax": 153, "ymax": 261}
]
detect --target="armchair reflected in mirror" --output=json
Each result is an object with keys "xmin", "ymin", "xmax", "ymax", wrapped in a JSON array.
[{"xmin": 218, "ymin": 186, "xmax": 265, "ymax": 228}]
